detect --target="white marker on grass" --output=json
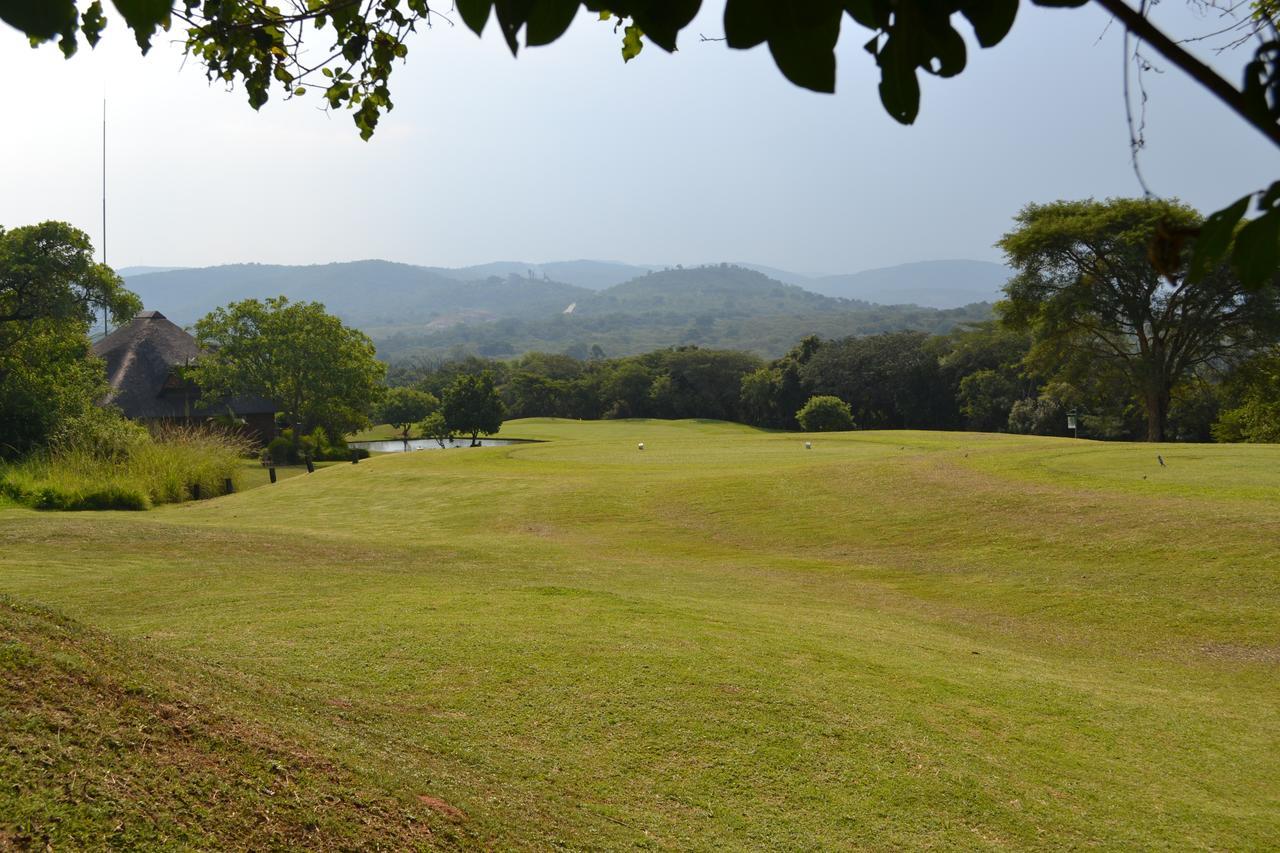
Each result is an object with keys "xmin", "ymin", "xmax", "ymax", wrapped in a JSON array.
[{"xmin": 638, "ymin": 442, "xmax": 645, "ymax": 451}]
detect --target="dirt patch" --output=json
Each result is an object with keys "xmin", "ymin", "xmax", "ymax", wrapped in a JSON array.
[
  {"xmin": 417, "ymin": 795, "xmax": 466, "ymax": 821},
  {"xmin": 1197, "ymin": 642, "xmax": 1280, "ymax": 665}
]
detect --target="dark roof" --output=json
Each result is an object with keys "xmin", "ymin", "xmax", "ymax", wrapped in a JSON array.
[{"xmin": 92, "ymin": 311, "xmax": 276, "ymax": 419}]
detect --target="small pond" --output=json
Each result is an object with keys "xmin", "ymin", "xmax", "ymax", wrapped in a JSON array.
[{"xmin": 348, "ymin": 437, "xmax": 525, "ymax": 454}]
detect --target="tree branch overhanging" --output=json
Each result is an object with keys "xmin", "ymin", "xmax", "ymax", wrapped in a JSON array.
[{"xmin": 1092, "ymin": 0, "xmax": 1280, "ymax": 149}]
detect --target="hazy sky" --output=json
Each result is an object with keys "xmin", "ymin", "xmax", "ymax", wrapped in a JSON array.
[{"xmin": 0, "ymin": 3, "xmax": 1273, "ymax": 274}]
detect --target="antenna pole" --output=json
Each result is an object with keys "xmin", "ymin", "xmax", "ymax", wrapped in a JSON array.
[{"xmin": 102, "ymin": 97, "xmax": 109, "ymax": 337}]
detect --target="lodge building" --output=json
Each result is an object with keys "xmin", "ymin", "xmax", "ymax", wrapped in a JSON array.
[{"xmin": 92, "ymin": 310, "xmax": 277, "ymax": 445}]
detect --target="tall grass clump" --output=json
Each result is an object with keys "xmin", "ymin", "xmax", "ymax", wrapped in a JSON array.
[{"xmin": 0, "ymin": 411, "xmax": 252, "ymax": 511}]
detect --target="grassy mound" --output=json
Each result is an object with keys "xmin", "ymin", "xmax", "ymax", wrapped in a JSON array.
[
  {"xmin": 0, "ymin": 598, "xmax": 472, "ymax": 850},
  {"xmin": 1, "ymin": 420, "xmax": 1277, "ymax": 847}
]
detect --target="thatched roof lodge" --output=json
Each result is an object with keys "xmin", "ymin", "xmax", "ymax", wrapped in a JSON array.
[{"xmin": 92, "ymin": 311, "xmax": 276, "ymax": 445}]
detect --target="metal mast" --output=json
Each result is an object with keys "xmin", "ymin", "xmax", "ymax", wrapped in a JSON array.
[{"xmin": 102, "ymin": 98, "xmax": 109, "ymax": 338}]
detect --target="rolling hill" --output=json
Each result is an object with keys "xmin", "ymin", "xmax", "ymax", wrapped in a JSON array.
[
  {"xmin": 121, "ymin": 260, "xmax": 997, "ymax": 360},
  {"xmin": 122, "ymin": 260, "xmax": 593, "ymax": 327}
]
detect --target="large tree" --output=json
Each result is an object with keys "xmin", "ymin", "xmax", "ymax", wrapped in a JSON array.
[
  {"xmin": 441, "ymin": 372, "xmax": 505, "ymax": 446},
  {"xmin": 998, "ymin": 198, "xmax": 1280, "ymax": 442},
  {"xmin": 0, "ymin": 221, "xmax": 138, "ymax": 459},
  {"xmin": 1, "ymin": 221, "xmax": 137, "ymax": 347},
  {"xmin": 191, "ymin": 296, "xmax": 386, "ymax": 439},
  {"xmin": 4, "ymin": 2, "xmax": 1278, "ymax": 283},
  {"xmin": 377, "ymin": 387, "xmax": 438, "ymax": 439}
]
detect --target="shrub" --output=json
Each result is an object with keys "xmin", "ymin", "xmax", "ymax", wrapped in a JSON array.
[
  {"xmin": 0, "ymin": 424, "xmax": 250, "ymax": 511},
  {"xmin": 266, "ymin": 435, "xmax": 297, "ymax": 465},
  {"xmin": 49, "ymin": 407, "xmax": 150, "ymax": 461},
  {"xmin": 796, "ymin": 395, "xmax": 855, "ymax": 432}
]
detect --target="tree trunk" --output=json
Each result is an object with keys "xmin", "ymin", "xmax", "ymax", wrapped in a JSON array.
[
  {"xmin": 1144, "ymin": 388, "xmax": 1170, "ymax": 442},
  {"xmin": 470, "ymin": 431, "xmax": 479, "ymax": 447}
]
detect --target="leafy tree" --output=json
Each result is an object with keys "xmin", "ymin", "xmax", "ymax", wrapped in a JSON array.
[
  {"xmin": 418, "ymin": 410, "xmax": 453, "ymax": 448},
  {"xmin": 1005, "ymin": 381, "xmax": 1084, "ymax": 436},
  {"xmin": 1, "ymin": 221, "xmax": 138, "ymax": 348},
  {"xmin": 441, "ymin": 371, "xmax": 504, "ymax": 446},
  {"xmin": 503, "ymin": 371, "xmax": 565, "ymax": 419},
  {"xmin": 599, "ymin": 361, "xmax": 655, "ymax": 418},
  {"xmin": 192, "ymin": 296, "xmax": 386, "ymax": 440},
  {"xmin": 998, "ymin": 198, "xmax": 1280, "ymax": 441},
  {"xmin": 796, "ymin": 395, "xmax": 854, "ymax": 432},
  {"xmin": 957, "ymin": 369, "xmax": 1023, "ymax": 433},
  {"xmin": 641, "ymin": 347, "xmax": 763, "ymax": 421},
  {"xmin": 0, "ymin": 322, "xmax": 110, "ymax": 459},
  {"xmin": 0, "ymin": 221, "xmax": 138, "ymax": 459},
  {"xmin": 378, "ymin": 387, "xmax": 438, "ymax": 438},
  {"xmin": 1213, "ymin": 348, "xmax": 1280, "ymax": 442},
  {"xmin": 739, "ymin": 366, "xmax": 784, "ymax": 428},
  {"xmin": 800, "ymin": 331, "xmax": 957, "ymax": 429}
]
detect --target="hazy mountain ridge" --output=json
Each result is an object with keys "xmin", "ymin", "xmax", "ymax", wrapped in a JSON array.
[
  {"xmin": 123, "ymin": 260, "xmax": 594, "ymax": 327},
  {"xmin": 121, "ymin": 260, "xmax": 999, "ymax": 360}
]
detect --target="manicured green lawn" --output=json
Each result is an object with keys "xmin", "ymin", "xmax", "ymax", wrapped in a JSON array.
[
  {"xmin": 2, "ymin": 419, "xmax": 1277, "ymax": 849},
  {"xmin": 347, "ymin": 423, "xmax": 406, "ymax": 442}
]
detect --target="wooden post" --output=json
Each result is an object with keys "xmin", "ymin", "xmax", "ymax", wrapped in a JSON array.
[
  {"xmin": 305, "ymin": 457, "xmax": 315, "ymax": 474},
  {"xmin": 268, "ymin": 467, "xmax": 277, "ymax": 484},
  {"xmin": 191, "ymin": 483, "xmax": 201, "ymax": 501},
  {"xmin": 224, "ymin": 478, "xmax": 234, "ymax": 494}
]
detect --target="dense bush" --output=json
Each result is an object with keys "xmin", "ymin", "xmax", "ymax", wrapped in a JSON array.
[
  {"xmin": 796, "ymin": 396, "xmax": 855, "ymax": 432},
  {"xmin": 0, "ymin": 425, "xmax": 250, "ymax": 511},
  {"xmin": 266, "ymin": 427, "xmax": 366, "ymax": 463}
]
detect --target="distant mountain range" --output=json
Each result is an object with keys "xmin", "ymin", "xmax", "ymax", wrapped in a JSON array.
[
  {"xmin": 122, "ymin": 257, "xmax": 1009, "ymax": 318},
  {"xmin": 120, "ymin": 260, "xmax": 999, "ymax": 360}
]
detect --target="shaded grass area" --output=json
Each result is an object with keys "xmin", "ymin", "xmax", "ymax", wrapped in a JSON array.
[
  {"xmin": 1, "ymin": 419, "xmax": 1278, "ymax": 848},
  {"xmin": 0, "ymin": 598, "xmax": 474, "ymax": 850}
]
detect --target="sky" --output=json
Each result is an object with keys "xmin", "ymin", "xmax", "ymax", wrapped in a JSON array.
[{"xmin": 0, "ymin": 3, "xmax": 1274, "ymax": 275}]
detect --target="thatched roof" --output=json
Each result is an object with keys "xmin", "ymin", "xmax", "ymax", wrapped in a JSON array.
[{"xmin": 92, "ymin": 311, "xmax": 275, "ymax": 419}]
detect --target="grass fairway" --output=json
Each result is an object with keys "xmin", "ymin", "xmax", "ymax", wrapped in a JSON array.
[{"xmin": 1, "ymin": 419, "xmax": 1277, "ymax": 849}]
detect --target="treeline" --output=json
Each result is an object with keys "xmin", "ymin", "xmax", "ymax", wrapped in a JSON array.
[{"xmin": 386, "ymin": 324, "xmax": 1279, "ymax": 442}]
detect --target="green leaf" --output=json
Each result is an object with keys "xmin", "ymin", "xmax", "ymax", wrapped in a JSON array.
[
  {"xmin": 622, "ymin": 24, "xmax": 643, "ymax": 62},
  {"xmin": 456, "ymin": 0, "xmax": 493, "ymax": 36},
  {"xmin": 1233, "ymin": 208, "xmax": 1280, "ymax": 290},
  {"xmin": 961, "ymin": 0, "xmax": 1018, "ymax": 48},
  {"xmin": 723, "ymin": 0, "xmax": 770, "ymax": 49},
  {"xmin": 527, "ymin": 0, "xmax": 578, "ymax": 46},
  {"xmin": 876, "ymin": 35, "xmax": 920, "ymax": 124},
  {"xmin": 0, "ymin": 0, "xmax": 77, "ymax": 40},
  {"xmin": 725, "ymin": 2, "xmax": 842, "ymax": 92},
  {"xmin": 82, "ymin": 1, "xmax": 107, "ymax": 48},
  {"xmin": 109, "ymin": 0, "xmax": 171, "ymax": 53},
  {"xmin": 625, "ymin": 0, "xmax": 700, "ymax": 52},
  {"xmin": 1187, "ymin": 195, "xmax": 1249, "ymax": 283}
]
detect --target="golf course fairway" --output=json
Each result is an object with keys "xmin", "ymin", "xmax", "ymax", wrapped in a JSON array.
[{"xmin": 2, "ymin": 419, "xmax": 1277, "ymax": 849}]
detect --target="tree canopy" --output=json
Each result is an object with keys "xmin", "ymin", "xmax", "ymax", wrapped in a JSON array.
[
  {"xmin": 377, "ymin": 387, "xmax": 439, "ymax": 439},
  {"xmin": 0, "ymin": 221, "xmax": 137, "ymax": 343},
  {"xmin": 998, "ymin": 198, "xmax": 1280, "ymax": 441},
  {"xmin": 441, "ymin": 371, "xmax": 504, "ymax": 445},
  {"xmin": 0, "ymin": 222, "xmax": 138, "ymax": 459},
  {"xmin": 191, "ymin": 296, "xmax": 386, "ymax": 439}
]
